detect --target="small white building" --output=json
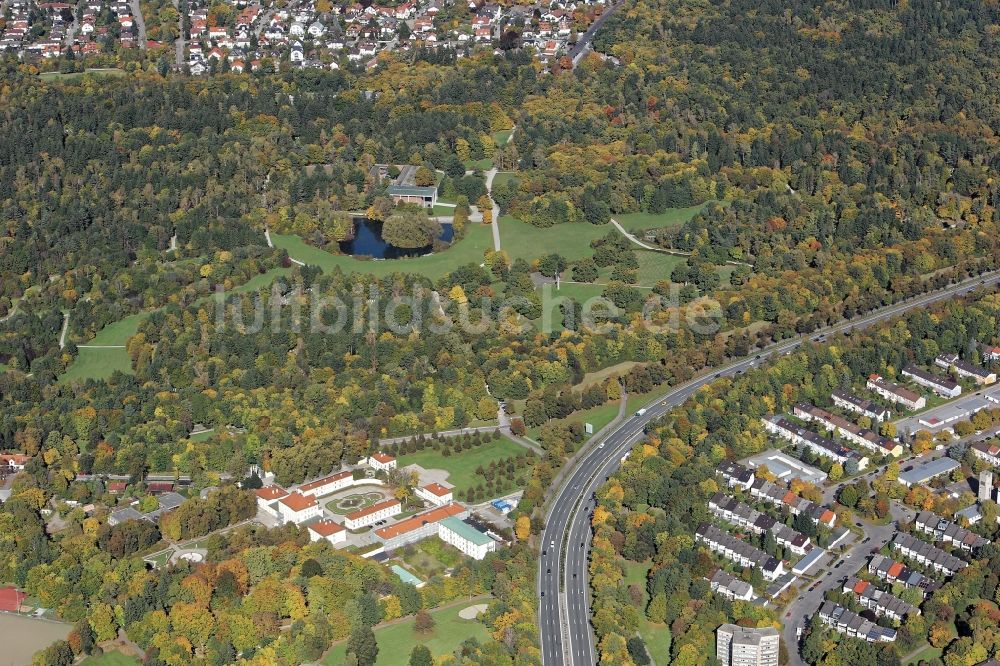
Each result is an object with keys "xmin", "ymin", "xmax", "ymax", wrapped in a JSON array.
[
  {"xmin": 308, "ymin": 518, "xmax": 347, "ymax": 545},
  {"xmin": 437, "ymin": 516, "xmax": 496, "ymax": 560},
  {"xmin": 366, "ymin": 452, "xmax": 397, "ymax": 472},
  {"xmin": 277, "ymin": 492, "xmax": 321, "ymax": 525},
  {"xmin": 416, "ymin": 483, "xmax": 453, "ymax": 506},
  {"xmin": 344, "ymin": 498, "xmax": 402, "ymax": 530}
]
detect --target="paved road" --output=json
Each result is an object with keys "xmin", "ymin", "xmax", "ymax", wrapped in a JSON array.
[
  {"xmin": 538, "ymin": 269, "xmax": 1000, "ymax": 666},
  {"xmin": 484, "ymin": 168, "xmax": 502, "ymax": 251},
  {"xmin": 172, "ymin": 0, "xmax": 184, "ymax": 65},
  {"xmin": 569, "ymin": 0, "xmax": 624, "ymax": 67},
  {"xmin": 130, "ymin": 0, "xmax": 147, "ymax": 48}
]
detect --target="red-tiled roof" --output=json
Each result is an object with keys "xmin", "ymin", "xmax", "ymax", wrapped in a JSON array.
[
  {"xmin": 255, "ymin": 485, "xmax": 288, "ymax": 501},
  {"xmin": 308, "ymin": 519, "xmax": 345, "ymax": 537},
  {"xmin": 346, "ymin": 498, "xmax": 400, "ymax": 521},
  {"xmin": 371, "ymin": 452, "xmax": 395, "ymax": 464},
  {"xmin": 279, "ymin": 492, "xmax": 317, "ymax": 512},
  {"xmin": 299, "ymin": 470, "xmax": 352, "ymax": 493},
  {"xmin": 887, "ymin": 562, "xmax": 904, "ymax": 578},
  {"xmin": 374, "ymin": 503, "xmax": 465, "ymax": 539},
  {"xmin": 853, "ymin": 580, "xmax": 869, "ymax": 594},
  {"xmin": 422, "ymin": 483, "xmax": 452, "ymax": 497}
]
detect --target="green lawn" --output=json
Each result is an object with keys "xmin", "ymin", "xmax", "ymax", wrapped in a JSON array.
[
  {"xmin": 528, "ymin": 397, "xmax": 623, "ymax": 441},
  {"xmin": 60, "ymin": 347, "xmax": 134, "ymax": 382},
  {"xmin": 491, "ymin": 172, "xmax": 516, "ymax": 191},
  {"xmin": 903, "ymin": 644, "xmax": 942, "ymax": 666},
  {"xmin": 396, "ymin": 436, "xmax": 533, "ymax": 493},
  {"xmin": 579, "ymin": 361, "xmax": 641, "ymax": 389},
  {"xmin": 145, "ymin": 549, "xmax": 173, "ymax": 568},
  {"xmin": 499, "ymin": 216, "xmax": 614, "ymax": 263},
  {"xmin": 39, "ymin": 68, "xmax": 126, "ymax": 82},
  {"xmin": 84, "ymin": 312, "xmax": 146, "ymax": 346},
  {"xmin": 189, "ymin": 429, "xmax": 215, "ymax": 442},
  {"xmin": 614, "ymin": 201, "xmax": 722, "ymax": 233},
  {"xmin": 432, "ymin": 204, "xmax": 456, "ymax": 217},
  {"xmin": 464, "ymin": 157, "xmax": 493, "ymax": 171},
  {"xmin": 79, "ymin": 651, "xmax": 141, "ymax": 666},
  {"xmin": 493, "ymin": 129, "xmax": 513, "ymax": 146},
  {"xmin": 272, "ymin": 226, "xmax": 494, "ymax": 280},
  {"xmin": 322, "ymin": 601, "xmax": 491, "ymax": 665},
  {"xmin": 621, "ymin": 560, "xmax": 671, "ymax": 665}
]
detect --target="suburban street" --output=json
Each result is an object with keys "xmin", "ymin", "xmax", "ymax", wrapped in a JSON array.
[
  {"xmin": 569, "ymin": 0, "xmax": 624, "ymax": 67},
  {"xmin": 538, "ymin": 269, "xmax": 1000, "ymax": 666},
  {"xmin": 130, "ymin": 0, "xmax": 147, "ymax": 48}
]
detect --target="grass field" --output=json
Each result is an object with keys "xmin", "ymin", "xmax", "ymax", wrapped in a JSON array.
[
  {"xmin": 326, "ymin": 491, "xmax": 385, "ymax": 515},
  {"xmin": 60, "ymin": 347, "xmax": 134, "ymax": 382},
  {"xmin": 322, "ymin": 601, "xmax": 491, "ymax": 665},
  {"xmin": 396, "ymin": 436, "xmax": 532, "ymax": 492},
  {"xmin": 272, "ymin": 226, "xmax": 494, "ymax": 280},
  {"xmin": 903, "ymin": 644, "xmax": 942, "ymax": 665},
  {"xmin": 39, "ymin": 68, "xmax": 126, "ymax": 82},
  {"xmin": 528, "ymin": 397, "xmax": 623, "ymax": 441},
  {"xmin": 613, "ymin": 201, "xmax": 722, "ymax": 233},
  {"xmin": 622, "ymin": 560, "xmax": 671, "ymax": 665},
  {"xmin": 579, "ymin": 361, "xmax": 641, "ymax": 389},
  {"xmin": 493, "ymin": 129, "xmax": 513, "ymax": 146},
  {"xmin": 84, "ymin": 312, "xmax": 145, "ymax": 346},
  {"xmin": 79, "ymin": 651, "xmax": 141, "ymax": 666},
  {"xmin": 499, "ymin": 216, "xmax": 614, "ymax": 263},
  {"xmin": 491, "ymin": 172, "xmax": 516, "ymax": 191}
]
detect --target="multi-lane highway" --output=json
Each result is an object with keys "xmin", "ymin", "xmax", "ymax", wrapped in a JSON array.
[{"xmin": 538, "ymin": 269, "xmax": 1000, "ymax": 666}]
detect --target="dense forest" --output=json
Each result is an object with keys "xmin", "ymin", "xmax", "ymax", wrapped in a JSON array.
[{"xmin": 4, "ymin": 0, "xmax": 1000, "ymax": 662}]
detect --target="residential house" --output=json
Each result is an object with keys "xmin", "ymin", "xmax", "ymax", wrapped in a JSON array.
[
  {"xmin": 934, "ymin": 353, "xmax": 996, "ymax": 385},
  {"xmin": 914, "ymin": 510, "xmax": 989, "ymax": 551},
  {"xmin": 793, "ymin": 403, "xmax": 902, "ymax": 457},
  {"xmin": 868, "ymin": 554, "xmax": 938, "ymax": 593},
  {"xmin": 415, "ymin": 483, "xmax": 454, "ymax": 506},
  {"xmin": 694, "ymin": 523, "xmax": 784, "ymax": 580},
  {"xmin": 709, "ymin": 570, "xmax": 754, "ymax": 601},
  {"xmin": 366, "ymin": 452, "xmax": 397, "ymax": 471},
  {"xmin": 891, "ymin": 532, "xmax": 968, "ymax": 576},
  {"xmin": 971, "ymin": 441, "xmax": 1000, "ymax": 467},
  {"xmin": 817, "ymin": 601, "xmax": 897, "ymax": 642},
  {"xmin": 716, "ymin": 460, "xmax": 755, "ymax": 491},
  {"xmin": 708, "ymin": 493, "xmax": 812, "ymax": 555},
  {"xmin": 902, "ymin": 364, "xmax": 962, "ymax": 398},
  {"xmin": 831, "ymin": 389, "xmax": 890, "ymax": 421},
  {"xmin": 762, "ymin": 416, "xmax": 869, "ymax": 469},
  {"xmin": 867, "ymin": 374, "xmax": 926, "ymax": 410},
  {"xmin": 842, "ymin": 577, "xmax": 919, "ymax": 621}
]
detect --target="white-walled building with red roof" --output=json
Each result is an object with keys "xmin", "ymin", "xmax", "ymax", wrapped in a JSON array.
[
  {"xmin": 307, "ymin": 518, "xmax": 347, "ymax": 545},
  {"xmin": 277, "ymin": 492, "xmax": 321, "ymax": 525},
  {"xmin": 366, "ymin": 452, "xmax": 397, "ymax": 471},
  {"xmin": 344, "ymin": 498, "xmax": 402, "ymax": 529},
  {"xmin": 415, "ymin": 482, "xmax": 453, "ymax": 506}
]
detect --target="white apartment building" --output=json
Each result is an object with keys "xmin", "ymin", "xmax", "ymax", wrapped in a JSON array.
[
  {"xmin": 298, "ymin": 470, "xmax": 353, "ymax": 498},
  {"xmin": 867, "ymin": 374, "xmax": 926, "ymax": 410},
  {"xmin": 716, "ymin": 624, "xmax": 779, "ymax": 666}
]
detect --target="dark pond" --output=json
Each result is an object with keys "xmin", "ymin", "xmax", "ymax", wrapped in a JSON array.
[{"xmin": 339, "ymin": 217, "xmax": 454, "ymax": 259}]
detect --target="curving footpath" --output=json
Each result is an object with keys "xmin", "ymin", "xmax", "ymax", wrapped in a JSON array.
[{"xmin": 538, "ymin": 269, "xmax": 1000, "ymax": 666}]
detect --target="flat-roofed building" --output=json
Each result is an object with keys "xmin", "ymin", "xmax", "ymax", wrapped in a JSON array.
[
  {"xmin": 897, "ymin": 457, "xmax": 960, "ymax": 488},
  {"xmin": 867, "ymin": 374, "xmax": 926, "ymax": 411},
  {"xmin": 716, "ymin": 624, "xmax": 779, "ymax": 666}
]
